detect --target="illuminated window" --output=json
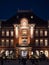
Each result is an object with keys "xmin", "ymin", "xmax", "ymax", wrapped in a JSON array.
[
  {"xmin": 44, "ymin": 30, "xmax": 47, "ymax": 36},
  {"xmin": 11, "ymin": 39, "xmax": 13, "ymax": 43},
  {"xmin": 35, "ymin": 39, "xmax": 39, "ymax": 46},
  {"xmin": 2, "ymin": 30, "xmax": 5, "ymax": 36},
  {"xmin": 6, "ymin": 31, "xmax": 9, "ymax": 36},
  {"xmin": 0, "ymin": 49, "xmax": 5, "ymax": 54},
  {"xmin": 10, "ymin": 50, "xmax": 13, "ymax": 55},
  {"xmin": 40, "ymin": 30, "xmax": 43, "ymax": 36},
  {"xmin": 45, "ymin": 39, "xmax": 48, "ymax": 46},
  {"xmin": 10, "ymin": 39, "xmax": 14, "ymax": 46},
  {"xmin": 6, "ymin": 39, "xmax": 9, "ymax": 47},
  {"xmin": 11, "ymin": 31, "xmax": 14, "ymax": 36},
  {"xmin": 21, "ymin": 50, "xmax": 27, "ymax": 57},
  {"xmin": 1, "ymin": 39, "xmax": 5, "ymax": 46},
  {"xmin": 31, "ymin": 51, "xmax": 33, "ymax": 55},
  {"xmin": 40, "ymin": 39, "xmax": 43, "ymax": 46},
  {"xmin": 35, "ymin": 30, "xmax": 38, "ymax": 36},
  {"xmin": 36, "ymin": 50, "xmax": 39, "ymax": 56},
  {"xmin": 22, "ymin": 30, "xmax": 27, "ymax": 35},
  {"xmin": 5, "ymin": 50, "xmax": 9, "ymax": 56},
  {"xmin": 45, "ymin": 50, "xmax": 48, "ymax": 57}
]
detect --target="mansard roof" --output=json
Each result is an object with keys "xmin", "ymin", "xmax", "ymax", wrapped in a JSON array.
[{"xmin": 1, "ymin": 10, "xmax": 48, "ymax": 27}]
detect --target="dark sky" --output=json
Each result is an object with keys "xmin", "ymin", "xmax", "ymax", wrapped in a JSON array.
[{"xmin": 0, "ymin": 0, "xmax": 49, "ymax": 21}]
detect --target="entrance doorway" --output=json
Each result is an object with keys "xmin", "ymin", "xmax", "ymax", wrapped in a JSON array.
[{"xmin": 20, "ymin": 50, "xmax": 28, "ymax": 58}]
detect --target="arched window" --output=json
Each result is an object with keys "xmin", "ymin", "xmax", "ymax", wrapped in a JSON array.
[
  {"xmin": 36, "ymin": 50, "xmax": 39, "ymax": 56},
  {"xmin": 45, "ymin": 50, "xmax": 48, "ymax": 57}
]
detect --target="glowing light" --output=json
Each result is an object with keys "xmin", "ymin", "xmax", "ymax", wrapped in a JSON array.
[
  {"xmin": 0, "ymin": 49, "xmax": 5, "ymax": 54},
  {"xmin": 21, "ymin": 51, "xmax": 27, "ymax": 57},
  {"xmin": 20, "ymin": 18, "xmax": 28, "ymax": 29},
  {"xmin": 14, "ymin": 25, "xmax": 18, "ymax": 38},
  {"xmin": 31, "ymin": 51, "xmax": 33, "ymax": 55},
  {"xmin": 45, "ymin": 30, "xmax": 47, "ymax": 36},
  {"xmin": 30, "ymin": 24, "xmax": 35, "ymax": 38},
  {"xmin": 45, "ymin": 50, "xmax": 48, "ymax": 57},
  {"xmin": 36, "ymin": 50, "xmax": 39, "ymax": 56},
  {"xmin": 31, "ymin": 16, "xmax": 33, "ymax": 19},
  {"xmin": 5, "ymin": 50, "xmax": 9, "ymax": 56},
  {"xmin": 19, "ymin": 47, "xmax": 26, "ymax": 50}
]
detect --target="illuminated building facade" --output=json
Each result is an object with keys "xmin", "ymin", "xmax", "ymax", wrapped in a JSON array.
[{"xmin": 0, "ymin": 10, "xmax": 49, "ymax": 59}]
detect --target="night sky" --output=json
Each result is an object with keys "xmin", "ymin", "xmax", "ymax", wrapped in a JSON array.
[{"xmin": 0, "ymin": 0, "xmax": 49, "ymax": 21}]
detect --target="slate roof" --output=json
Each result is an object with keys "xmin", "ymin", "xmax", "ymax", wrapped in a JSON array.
[{"xmin": 1, "ymin": 10, "xmax": 48, "ymax": 27}]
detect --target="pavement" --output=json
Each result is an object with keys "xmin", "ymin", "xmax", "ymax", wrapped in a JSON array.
[{"xmin": 0, "ymin": 59, "xmax": 49, "ymax": 65}]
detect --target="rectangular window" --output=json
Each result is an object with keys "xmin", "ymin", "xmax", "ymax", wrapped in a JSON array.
[
  {"xmin": 10, "ymin": 39, "xmax": 14, "ymax": 46},
  {"xmin": 6, "ymin": 31, "xmax": 9, "ymax": 36},
  {"xmin": 11, "ymin": 31, "xmax": 14, "ymax": 36},
  {"xmin": 6, "ymin": 39, "xmax": 9, "ymax": 47},
  {"xmin": 40, "ymin": 39, "xmax": 43, "ymax": 46},
  {"xmin": 22, "ymin": 30, "xmax": 27, "ymax": 37},
  {"xmin": 35, "ymin": 30, "xmax": 38, "ymax": 36},
  {"xmin": 35, "ymin": 39, "xmax": 39, "ymax": 46},
  {"xmin": 1, "ymin": 39, "xmax": 5, "ymax": 46},
  {"xmin": 45, "ymin": 39, "xmax": 48, "ymax": 46},
  {"xmin": 2, "ymin": 30, "xmax": 5, "ymax": 36},
  {"xmin": 44, "ymin": 30, "xmax": 47, "ymax": 36},
  {"xmin": 40, "ymin": 30, "xmax": 43, "ymax": 36}
]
